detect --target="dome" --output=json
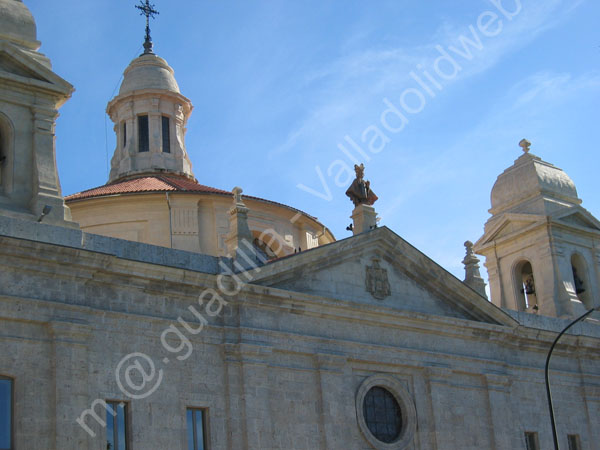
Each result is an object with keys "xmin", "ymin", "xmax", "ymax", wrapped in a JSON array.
[
  {"xmin": 118, "ymin": 53, "xmax": 180, "ymax": 96},
  {"xmin": 490, "ymin": 148, "xmax": 580, "ymax": 214},
  {"xmin": 0, "ymin": 0, "xmax": 40, "ymax": 50}
]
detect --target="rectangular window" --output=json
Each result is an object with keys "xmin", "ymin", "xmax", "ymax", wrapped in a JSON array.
[
  {"xmin": 162, "ymin": 116, "xmax": 171, "ymax": 153},
  {"xmin": 524, "ymin": 432, "xmax": 539, "ymax": 450},
  {"xmin": 187, "ymin": 408, "xmax": 207, "ymax": 450},
  {"xmin": 568, "ymin": 434, "xmax": 581, "ymax": 450},
  {"xmin": 138, "ymin": 115, "xmax": 149, "ymax": 152},
  {"xmin": 122, "ymin": 122, "xmax": 127, "ymax": 148},
  {"xmin": 0, "ymin": 377, "xmax": 12, "ymax": 450},
  {"xmin": 306, "ymin": 231, "xmax": 319, "ymax": 250},
  {"xmin": 106, "ymin": 401, "xmax": 128, "ymax": 450}
]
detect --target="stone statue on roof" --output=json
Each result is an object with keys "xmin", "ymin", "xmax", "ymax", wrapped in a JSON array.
[{"xmin": 346, "ymin": 164, "xmax": 378, "ymax": 207}]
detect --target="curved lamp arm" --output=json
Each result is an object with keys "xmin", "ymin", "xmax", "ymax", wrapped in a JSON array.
[{"xmin": 545, "ymin": 307, "xmax": 598, "ymax": 450}]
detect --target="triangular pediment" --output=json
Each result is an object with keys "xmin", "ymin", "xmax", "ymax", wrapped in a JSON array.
[
  {"xmin": 0, "ymin": 51, "xmax": 48, "ymax": 81},
  {"xmin": 0, "ymin": 41, "xmax": 73, "ymax": 97},
  {"xmin": 475, "ymin": 213, "xmax": 545, "ymax": 249},
  {"xmin": 553, "ymin": 209, "xmax": 600, "ymax": 233},
  {"xmin": 246, "ymin": 227, "xmax": 516, "ymax": 326}
]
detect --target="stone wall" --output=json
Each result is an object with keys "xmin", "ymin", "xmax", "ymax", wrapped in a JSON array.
[{"xmin": 0, "ymin": 219, "xmax": 599, "ymax": 449}]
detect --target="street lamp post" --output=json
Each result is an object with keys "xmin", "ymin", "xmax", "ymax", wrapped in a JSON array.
[{"xmin": 545, "ymin": 307, "xmax": 598, "ymax": 450}]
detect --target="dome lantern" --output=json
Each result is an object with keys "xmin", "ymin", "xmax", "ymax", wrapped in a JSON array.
[
  {"xmin": 105, "ymin": 2, "xmax": 194, "ymax": 183},
  {"xmin": 475, "ymin": 140, "xmax": 600, "ymax": 319}
]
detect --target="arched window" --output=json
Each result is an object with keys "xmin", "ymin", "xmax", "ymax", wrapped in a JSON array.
[
  {"xmin": 571, "ymin": 254, "xmax": 591, "ymax": 308},
  {"xmin": 514, "ymin": 260, "xmax": 537, "ymax": 312}
]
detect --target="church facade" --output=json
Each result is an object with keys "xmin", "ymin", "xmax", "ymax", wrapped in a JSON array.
[{"xmin": 0, "ymin": 2, "xmax": 599, "ymax": 450}]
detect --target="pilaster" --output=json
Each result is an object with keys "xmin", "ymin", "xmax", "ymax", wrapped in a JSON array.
[
  {"xmin": 485, "ymin": 258, "xmax": 505, "ymax": 309},
  {"xmin": 314, "ymin": 353, "xmax": 351, "ymax": 449},
  {"xmin": 593, "ymin": 247, "xmax": 600, "ymax": 308},
  {"xmin": 49, "ymin": 319, "xmax": 92, "ymax": 449},
  {"xmin": 30, "ymin": 105, "xmax": 76, "ymax": 227},
  {"xmin": 223, "ymin": 343, "xmax": 274, "ymax": 450},
  {"xmin": 484, "ymin": 373, "xmax": 517, "ymax": 450}
]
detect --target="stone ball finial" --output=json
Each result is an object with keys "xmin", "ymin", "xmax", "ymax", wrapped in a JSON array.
[{"xmin": 519, "ymin": 139, "xmax": 531, "ymax": 154}]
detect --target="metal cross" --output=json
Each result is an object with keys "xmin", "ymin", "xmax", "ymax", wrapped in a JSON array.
[{"xmin": 135, "ymin": 0, "xmax": 160, "ymax": 54}]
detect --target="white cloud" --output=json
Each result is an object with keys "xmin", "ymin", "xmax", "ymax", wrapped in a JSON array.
[
  {"xmin": 273, "ymin": 0, "xmax": 587, "ymax": 157},
  {"xmin": 509, "ymin": 71, "xmax": 600, "ymax": 110}
]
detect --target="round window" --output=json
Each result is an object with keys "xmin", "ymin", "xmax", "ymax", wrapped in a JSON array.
[
  {"xmin": 363, "ymin": 386, "xmax": 403, "ymax": 443},
  {"xmin": 356, "ymin": 375, "xmax": 416, "ymax": 450}
]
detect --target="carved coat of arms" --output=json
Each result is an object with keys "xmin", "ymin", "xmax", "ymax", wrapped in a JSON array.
[{"xmin": 365, "ymin": 259, "xmax": 391, "ymax": 300}]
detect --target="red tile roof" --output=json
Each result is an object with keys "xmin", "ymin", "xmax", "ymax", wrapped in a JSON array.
[
  {"xmin": 65, "ymin": 175, "xmax": 231, "ymax": 201},
  {"xmin": 65, "ymin": 174, "xmax": 322, "ymax": 224}
]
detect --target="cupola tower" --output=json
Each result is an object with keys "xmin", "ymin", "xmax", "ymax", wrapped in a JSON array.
[
  {"xmin": 0, "ymin": 0, "xmax": 75, "ymax": 226},
  {"xmin": 106, "ymin": 1, "xmax": 194, "ymax": 183},
  {"xmin": 474, "ymin": 140, "xmax": 600, "ymax": 318}
]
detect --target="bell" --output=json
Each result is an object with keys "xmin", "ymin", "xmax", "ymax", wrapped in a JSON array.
[{"xmin": 572, "ymin": 267, "xmax": 585, "ymax": 294}]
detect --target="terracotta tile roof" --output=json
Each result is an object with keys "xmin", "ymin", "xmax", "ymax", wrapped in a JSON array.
[
  {"xmin": 64, "ymin": 174, "xmax": 322, "ymax": 224},
  {"xmin": 65, "ymin": 175, "xmax": 230, "ymax": 201}
]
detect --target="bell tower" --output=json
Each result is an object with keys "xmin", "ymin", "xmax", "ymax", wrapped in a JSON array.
[
  {"xmin": 0, "ymin": 0, "xmax": 75, "ymax": 226},
  {"xmin": 474, "ymin": 140, "xmax": 600, "ymax": 318}
]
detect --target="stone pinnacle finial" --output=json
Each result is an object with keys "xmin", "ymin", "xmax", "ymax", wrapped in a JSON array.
[
  {"xmin": 519, "ymin": 139, "xmax": 531, "ymax": 154},
  {"xmin": 225, "ymin": 186, "xmax": 261, "ymax": 268},
  {"xmin": 136, "ymin": 0, "xmax": 159, "ymax": 54},
  {"xmin": 232, "ymin": 186, "xmax": 244, "ymax": 205},
  {"xmin": 464, "ymin": 240, "xmax": 474, "ymax": 254},
  {"xmin": 462, "ymin": 240, "xmax": 488, "ymax": 298}
]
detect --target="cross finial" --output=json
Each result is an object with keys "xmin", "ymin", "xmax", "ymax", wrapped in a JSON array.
[
  {"xmin": 135, "ymin": 0, "xmax": 159, "ymax": 54},
  {"xmin": 519, "ymin": 138, "xmax": 531, "ymax": 154}
]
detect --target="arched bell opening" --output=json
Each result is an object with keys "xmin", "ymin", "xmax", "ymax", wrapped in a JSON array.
[
  {"xmin": 571, "ymin": 253, "xmax": 592, "ymax": 308},
  {"xmin": 514, "ymin": 260, "xmax": 537, "ymax": 312}
]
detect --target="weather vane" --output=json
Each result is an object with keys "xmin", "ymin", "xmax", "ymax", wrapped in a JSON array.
[{"xmin": 135, "ymin": 0, "xmax": 159, "ymax": 54}]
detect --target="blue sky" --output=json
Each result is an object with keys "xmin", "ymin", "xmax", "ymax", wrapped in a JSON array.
[{"xmin": 26, "ymin": 0, "xmax": 599, "ymax": 281}]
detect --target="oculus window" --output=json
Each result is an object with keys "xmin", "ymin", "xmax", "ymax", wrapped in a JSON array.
[
  {"xmin": 0, "ymin": 377, "xmax": 12, "ymax": 450},
  {"xmin": 356, "ymin": 375, "xmax": 416, "ymax": 450},
  {"xmin": 187, "ymin": 408, "xmax": 207, "ymax": 450},
  {"xmin": 363, "ymin": 386, "xmax": 402, "ymax": 443}
]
